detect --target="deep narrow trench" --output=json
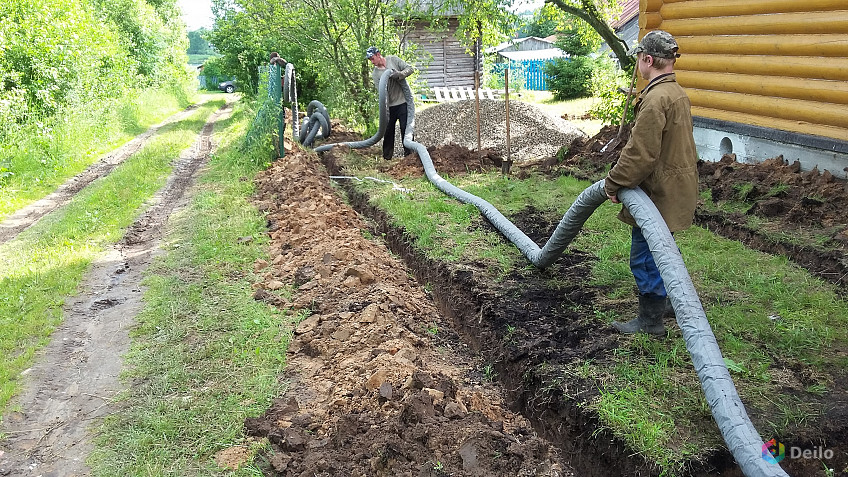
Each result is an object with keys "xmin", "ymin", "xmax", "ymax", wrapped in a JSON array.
[{"xmin": 322, "ymin": 154, "xmax": 742, "ymax": 476}]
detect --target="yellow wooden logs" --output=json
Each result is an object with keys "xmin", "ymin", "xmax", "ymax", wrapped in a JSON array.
[
  {"xmin": 691, "ymin": 106, "xmax": 848, "ymax": 142},
  {"xmin": 686, "ymin": 89, "xmax": 848, "ymax": 129},
  {"xmin": 639, "ymin": 12, "xmax": 663, "ymax": 30},
  {"xmin": 675, "ymin": 55, "xmax": 848, "ymax": 82},
  {"xmin": 659, "ymin": 0, "xmax": 847, "ymax": 19},
  {"xmin": 675, "ymin": 71, "xmax": 848, "ymax": 105},
  {"xmin": 676, "ymin": 35, "xmax": 848, "ymax": 58},
  {"xmin": 661, "ymin": 12, "xmax": 848, "ymax": 36}
]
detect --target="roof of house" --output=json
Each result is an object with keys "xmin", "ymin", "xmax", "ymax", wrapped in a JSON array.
[
  {"xmin": 498, "ymin": 48, "xmax": 566, "ymax": 61},
  {"xmin": 610, "ymin": 0, "xmax": 639, "ymax": 30},
  {"xmin": 485, "ymin": 36, "xmax": 555, "ymax": 54}
]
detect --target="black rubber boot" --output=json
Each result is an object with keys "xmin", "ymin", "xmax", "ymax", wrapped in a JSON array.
[
  {"xmin": 664, "ymin": 297, "xmax": 676, "ymax": 318},
  {"xmin": 612, "ymin": 295, "xmax": 668, "ymax": 336}
]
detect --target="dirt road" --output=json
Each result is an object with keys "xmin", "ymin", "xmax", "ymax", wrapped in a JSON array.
[
  {"xmin": 0, "ymin": 105, "xmax": 204, "ymax": 245},
  {"xmin": 0, "ymin": 102, "xmax": 233, "ymax": 476}
]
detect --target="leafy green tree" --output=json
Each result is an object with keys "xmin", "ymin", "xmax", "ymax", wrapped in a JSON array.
[
  {"xmin": 0, "ymin": 0, "xmax": 132, "ymax": 116},
  {"xmin": 517, "ymin": 8, "xmax": 558, "ymax": 38},
  {"xmin": 92, "ymin": 0, "xmax": 190, "ymax": 83},
  {"xmin": 207, "ymin": 1, "xmax": 281, "ymax": 95},
  {"xmin": 545, "ymin": 57, "xmax": 593, "ymax": 99},
  {"xmin": 544, "ymin": 0, "xmax": 632, "ymax": 69},
  {"xmin": 188, "ymin": 29, "xmax": 215, "ymax": 55}
]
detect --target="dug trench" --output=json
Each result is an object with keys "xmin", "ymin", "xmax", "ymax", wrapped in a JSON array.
[
  {"xmin": 320, "ymin": 150, "xmax": 739, "ymax": 476},
  {"xmin": 319, "ymin": 143, "xmax": 848, "ymax": 477}
]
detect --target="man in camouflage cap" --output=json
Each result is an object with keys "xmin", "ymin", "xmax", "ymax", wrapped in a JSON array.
[
  {"xmin": 604, "ymin": 30, "xmax": 698, "ymax": 335},
  {"xmin": 627, "ymin": 29, "xmax": 681, "ymax": 59}
]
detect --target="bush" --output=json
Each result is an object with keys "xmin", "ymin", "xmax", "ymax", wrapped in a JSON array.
[
  {"xmin": 588, "ymin": 59, "xmax": 635, "ymax": 126},
  {"xmin": 545, "ymin": 57, "xmax": 593, "ymax": 100}
]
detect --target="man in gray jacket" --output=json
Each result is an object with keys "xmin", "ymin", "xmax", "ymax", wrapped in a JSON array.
[
  {"xmin": 604, "ymin": 30, "xmax": 699, "ymax": 335},
  {"xmin": 366, "ymin": 46, "xmax": 415, "ymax": 160}
]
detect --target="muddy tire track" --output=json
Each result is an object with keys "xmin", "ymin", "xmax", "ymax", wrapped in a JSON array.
[
  {"xmin": 0, "ymin": 104, "xmax": 201, "ymax": 245},
  {"xmin": 0, "ymin": 102, "xmax": 233, "ymax": 477}
]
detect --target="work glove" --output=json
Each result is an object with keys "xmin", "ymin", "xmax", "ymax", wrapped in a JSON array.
[{"xmin": 390, "ymin": 71, "xmax": 404, "ymax": 80}]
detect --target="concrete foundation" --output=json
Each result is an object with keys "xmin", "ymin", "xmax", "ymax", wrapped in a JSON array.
[{"xmin": 693, "ymin": 117, "xmax": 848, "ymax": 179}]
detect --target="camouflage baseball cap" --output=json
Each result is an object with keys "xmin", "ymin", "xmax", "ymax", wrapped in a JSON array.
[
  {"xmin": 365, "ymin": 46, "xmax": 379, "ymax": 59},
  {"xmin": 628, "ymin": 30, "xmax": 680, "ymax": 59}
]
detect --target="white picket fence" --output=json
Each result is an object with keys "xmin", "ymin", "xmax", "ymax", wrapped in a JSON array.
[{"xmin": 429, "ymin": 86, "xmax": 503, "ymax": 102}]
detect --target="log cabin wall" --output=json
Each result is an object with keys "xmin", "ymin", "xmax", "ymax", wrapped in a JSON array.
[
  {"xmin": 639, "ymin": 0, "xmax": 848, "ymax": 176},
  {"xmin": 403, "ymin": 18, "xmax": 479, "ymax": 89}
]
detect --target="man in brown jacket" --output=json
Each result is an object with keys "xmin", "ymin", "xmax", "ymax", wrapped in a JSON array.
[{"xmin": 604, "ymin": 30, "xmax": 699, "ymax": 335}]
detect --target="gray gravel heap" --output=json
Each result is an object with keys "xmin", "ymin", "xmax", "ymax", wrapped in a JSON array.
[{"xmin": 405, "ymin": 99, "xmax": 586, "ymax": 161}]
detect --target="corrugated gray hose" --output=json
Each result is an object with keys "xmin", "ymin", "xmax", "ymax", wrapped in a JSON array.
[
  {"xmin": 320, "ymin": 69, "xmax": 788, "ymax": 477},
  {"xmin": 314, "ymin": 71, "xmax": 391, "ymax": 153},
  {"xmin": 299, "ymin": 100, "xmax": 331, "ymax": 147},
  {"xmin": 283, "ymin": 63, "xmax": 300, "ymax": 140},
  {"xmin": 280, "ymin": 63, "xmax": 330, "ymax": 147}
]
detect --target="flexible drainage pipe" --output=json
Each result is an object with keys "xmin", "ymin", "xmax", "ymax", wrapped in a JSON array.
[{"xmin": 318, "ymin": 69, "xmax": 788, "ymax": 477}]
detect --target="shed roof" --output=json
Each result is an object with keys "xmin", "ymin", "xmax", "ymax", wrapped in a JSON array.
[
  {"xmin": 499, "ymin": 48, "xmax": 566, "ymax": 61},
  {"xmin": 486, "ymin": 36, "xmax": 555, "ymax": 54}
]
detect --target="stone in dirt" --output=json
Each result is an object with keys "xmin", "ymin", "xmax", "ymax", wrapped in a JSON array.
[{"xmin": 246, "ymin": 149, "xmax": 570, "ymax": 475}]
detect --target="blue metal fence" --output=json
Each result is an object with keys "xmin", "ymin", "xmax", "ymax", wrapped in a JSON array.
[
  {"xmin": 489, "ymin": 59, "xmax": 555, "ymax": 91},
  {"xmin": 522, "ymin": 60, "xmax": 550, "ymax": 91}
]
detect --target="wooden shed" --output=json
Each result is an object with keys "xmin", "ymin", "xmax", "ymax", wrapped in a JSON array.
[
  {"xmin": 401, "ymin": 17, "xmax": 480, "ymax": 89},
  {"xmin": 639, "ymin": 0, "xmax": 848, "ymax": 176}
]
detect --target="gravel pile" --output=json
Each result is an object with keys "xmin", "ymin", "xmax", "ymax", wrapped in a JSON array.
[{"xmin": 405, "ymin": 99, "xmax": 586, "ymax": 161}]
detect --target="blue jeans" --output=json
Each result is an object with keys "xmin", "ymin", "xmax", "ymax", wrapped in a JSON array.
[{"xmin": 630, "ymin": 227, "xmax": 667, "ymax": 299}]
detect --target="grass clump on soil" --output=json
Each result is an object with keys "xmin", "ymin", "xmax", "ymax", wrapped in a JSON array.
[
  {"xmin": 0, "ymin": 89, "xmax": 199, "ymax": 222},
  {"xmin": 340, "ymin": 159, "xmax": 848, "ymax": 474},
  {"xmin": 87, "ymin": 100, "xmax": 297, "ymax": 476},
  {"xmin": 0, "ymin": 100, "xmax": 225, "ymax": 414}
]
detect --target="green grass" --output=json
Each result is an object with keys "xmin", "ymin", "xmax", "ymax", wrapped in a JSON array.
[
  {"xmin": 519, "ymin": 91, "xmax": 604, "ymax": 137},
  {"xmin": 0, "ymin": 99, "xmax": 224, "ymax": 414},
  {"xmin": 87, "ymin": 100, "xmax": 297, "ymax": 476},
  {"xmin": 343, "ymin": 165, "xmax": 848, "ymax": 474},
  {"xmin": 0, "ymin": 87, "xmax": 199, "ymax": 221}
]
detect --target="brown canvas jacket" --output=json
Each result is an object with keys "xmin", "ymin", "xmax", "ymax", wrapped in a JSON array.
[{"xmin": 603, "ymin": 73, "xmax": 699, "ymax": 232}]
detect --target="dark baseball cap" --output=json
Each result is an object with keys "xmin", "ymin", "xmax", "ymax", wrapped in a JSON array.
[
  {"xmin": 628, "ymin": 30, "xmax": 680, "ymax": 59},
  {"xmin": 365, "ymin": 46, "xmax": 379, "ymax": 59}
]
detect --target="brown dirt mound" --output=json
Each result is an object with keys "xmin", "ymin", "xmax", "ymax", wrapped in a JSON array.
[
  {"xmin": 381, "ymin": 144, "xmax": 502, "ymax": 179},
  {"xmin": 700, "ymin": 154, "xmax": 848, "ymax": 231},
  {"xmin": 247, "ymin": 150, "xmax": 569, "ymax": 476}
]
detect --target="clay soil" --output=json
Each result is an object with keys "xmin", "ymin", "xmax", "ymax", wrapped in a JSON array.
[
  {"xmin": 272, "ymin": 133, "xmax": 848, "ymax": 476},
  {"xmin": 246, "ymin": 149, "xmax": 570, "ymax": 476}
]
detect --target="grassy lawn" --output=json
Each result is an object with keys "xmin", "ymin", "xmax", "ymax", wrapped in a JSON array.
[
  {"xmin": 0, "ymin": 89, "xmax": 202, "ymax": 222},
  {"xmin": 518, "ymin": 91, "xmax": 604, "ymax": 137},
  {"xmin": 87, "ymin": 101, "xmax": 298, "ymax": 476},
  {"xmin": 0, "ymin": 99, "xmax": 224, "ymax": 414},
  {"xmin": 340, "ymin": 157, "xmax": 848, "ymax": 474}
]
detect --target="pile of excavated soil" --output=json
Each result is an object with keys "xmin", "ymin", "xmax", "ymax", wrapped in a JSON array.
[
  {"xmin": 380, "ymin": 144, "xmax": 502, "ymax": 179},
  {"xmin": 699, "ymin": 155, "xmax": 848, "ymax": 232},
  {"xmin": 413, "ymin": 100, "xmax": 585, "ymax": 162},
  {"xmin": 247, "ymin": 150, "xmax": 569, "ymax": 476}
]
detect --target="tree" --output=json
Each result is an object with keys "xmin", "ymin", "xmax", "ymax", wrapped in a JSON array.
[
  {"xmin": 188, "ymin": 29, "xmax": 215, "ymax": 55},
  {"xmin": 544, "ymin": 0, "xmax": 633, "ymax": 69},
  {"xmin": 517, "ymin": 8, "xmax": 558, "ymax": 38}
]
